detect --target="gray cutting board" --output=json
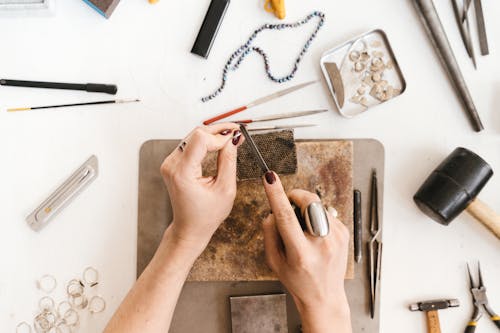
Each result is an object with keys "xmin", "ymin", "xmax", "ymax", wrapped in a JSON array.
[{"xmin": 137, "ymin": 139, "xmax": 385, "ymax": 333}]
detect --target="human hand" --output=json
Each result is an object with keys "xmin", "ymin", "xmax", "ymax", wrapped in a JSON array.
[
  {"xmin": 261, "ymin": 171, "xmax": 352, "ymax": 333},
  {"xmin": 160, "ymin": 124, "xmax": 244, "ymax": 255}
]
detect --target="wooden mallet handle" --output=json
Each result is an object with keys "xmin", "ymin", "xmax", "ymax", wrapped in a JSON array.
[
  {"xmin": 466, "ymin": 198, "xmax": 500, "ymax": 239},
  {"xmin": 426, "ymin": 310, "xmax": 441, "ymax": 333}
]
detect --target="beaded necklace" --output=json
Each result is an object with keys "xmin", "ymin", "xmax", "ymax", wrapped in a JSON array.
[{"xmin": 201, "ymin": 11, "xmax": 325, "ymax": 102}]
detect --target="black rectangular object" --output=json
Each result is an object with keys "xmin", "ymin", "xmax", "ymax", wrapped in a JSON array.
[{"xmin": 191, "ymin": 0, "xmax": 230, "ymax": 59}]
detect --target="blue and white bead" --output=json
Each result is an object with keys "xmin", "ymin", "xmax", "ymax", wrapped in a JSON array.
[{"xmin": 201, "ymin": 11, "xmax": 325, "ymax": 103}]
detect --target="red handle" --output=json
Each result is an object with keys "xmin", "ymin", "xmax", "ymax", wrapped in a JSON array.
[{"xmin": 203, "ymin": 106, "xmax": 248, "ymax": 125}]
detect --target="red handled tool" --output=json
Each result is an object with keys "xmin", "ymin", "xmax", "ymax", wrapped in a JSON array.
[{"xmin": 203, "ymin": 80, "xmax": 317, "ymax": 125}]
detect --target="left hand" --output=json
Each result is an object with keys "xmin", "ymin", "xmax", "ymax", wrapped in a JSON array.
[{"xmin": 160, "ymin": 123, "xmax": 244, "ymax": 254}]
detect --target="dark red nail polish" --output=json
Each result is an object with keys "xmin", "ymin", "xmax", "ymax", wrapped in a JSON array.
[
  {"xmin": 265, "ymin": 171, "xmax": 276, "ymax": 185},
  {"xmin": 232, "ymin": 131, "xmax": 241, "ymax": 145},
  {"xmin": 220, "ymin": 129, "xmax": 231, "ymax": 136}
]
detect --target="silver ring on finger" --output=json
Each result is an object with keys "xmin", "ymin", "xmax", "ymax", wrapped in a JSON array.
[
  {"xmin": 305, "ymin": 202, "xmax": 330, "ymax": 237},
  {"xmin": 178, "ymin": 141, "xmax": 187, "ymax": 152}
]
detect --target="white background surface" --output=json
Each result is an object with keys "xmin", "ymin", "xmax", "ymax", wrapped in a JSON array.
[{"xmin": 1, "ymin": 0, "xmax": 499, "ymax": 332}]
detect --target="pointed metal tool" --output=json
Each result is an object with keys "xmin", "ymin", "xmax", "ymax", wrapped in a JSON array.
[
  {"xmin": 452, "ymin": 0, "xmax": 476, "ymax": 69},
  {"xmin": 474, "ymin": 0, "xmax": 489, "ymax": 55},
  {"xmin": 368, "ymin": 169, "xmax": 382, "ymax": 319},
  {"xmin": 412, "ymin": 0, "xmax": 483, "ymax": 131},
  {"xmin": 239, "ymin": 125, "xmax": 270, "ymax": 174},
  {"xmin": 232, "ymin": 109, "xmax": 327, "ymax": 124},
  {"xmin": 465, "ymin": 262, "xmax": 500, "ymax": 331},
  {"xmin": 203, "ymin": 80, "xmax": 318, "ymax": 125},
  {"xmin": 247, "ymin": 124, "xmax": 316, "ymax": 131}
]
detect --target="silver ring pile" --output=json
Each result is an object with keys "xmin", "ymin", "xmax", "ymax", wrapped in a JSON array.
[{"xmin": 16, "ymin": 267, "xmax": 106, "ymax": 333}]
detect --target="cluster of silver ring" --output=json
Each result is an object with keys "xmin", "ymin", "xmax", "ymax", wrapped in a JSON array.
[{"xmin": 16, "ymin": 267, "xmax": 106, "ymax": 333}]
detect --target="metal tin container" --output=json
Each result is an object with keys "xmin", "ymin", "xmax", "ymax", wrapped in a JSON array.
[{"xmin": 320, "ymin": 29, "xmax": 406, "ymax": 117}]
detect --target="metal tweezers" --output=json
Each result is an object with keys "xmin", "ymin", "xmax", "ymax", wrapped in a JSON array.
[
  {"xmin": 451, "ymin": 0, "xmax": 477, "ymax": 68},
  {"xmin": 368, "ymin": 169, "xmax": 382, "ymax": 319}
]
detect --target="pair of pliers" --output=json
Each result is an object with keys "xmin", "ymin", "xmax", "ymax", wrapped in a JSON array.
[{"xmin": 465, "ymin": 262, "xmax": 500, "ymax": 332}]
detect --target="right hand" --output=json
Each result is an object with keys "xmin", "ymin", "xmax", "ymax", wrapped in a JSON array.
[{"xmin": 261, "ymin": 171, "xmax": 352, "ymax": 333}]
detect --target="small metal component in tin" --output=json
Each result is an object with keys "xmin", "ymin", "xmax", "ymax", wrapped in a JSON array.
[{"xmin": 320, "ymin": 29, "xmax": 406, "ymax": 117}]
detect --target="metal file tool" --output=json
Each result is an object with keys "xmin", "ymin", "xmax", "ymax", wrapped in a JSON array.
[
  {"xmin": 239, "ymin": 124, "xmax": 329, "ymax": 237},
  {"xmin": 232, "ymin": 109, "xmax": 327, "ymax": 124},
  {"xmin": 26, "ymin": 155, "xmax": 98, "ymax": 231},
  {"xmin": 239, "ymin": 125, "xmax": 271, "ymax": 174},
  {"xmin": 474, "ymin": 0, "xmax": 489, "ymax": 56},
  {"xmin": 203, "ymin": 80, "xmax": 318, "ymax": 125},
  {"xmin": 247, "ymin": 124, "xmax": 316, "ymax": 132},
  {"xmin": 458, "ymin": 0, "xmax": 489, "ymax": 56},
  {"xmin": 412, "ymin": 0, "xmax": 484, "ymax": 132}
]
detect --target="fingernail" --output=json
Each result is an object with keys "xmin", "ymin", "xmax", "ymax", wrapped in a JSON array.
[
  {"xmin": 220, "ymin": 129, "xmax": 231, "ymax": 136},
  {"xmin": 232, "ymin": 130, "xmax": 241, "ymax": 145},
  {"xmin": 264, "ymin": 171, "xmax": 276, "ymax": 185}
]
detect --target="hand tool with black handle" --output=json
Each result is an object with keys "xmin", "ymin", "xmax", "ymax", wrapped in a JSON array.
[{"xmin": 0, "ymin": 79, "xmax": 117, "ymax": 95}]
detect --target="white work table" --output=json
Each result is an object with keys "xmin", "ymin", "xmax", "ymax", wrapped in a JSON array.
[{"xmin": 1, "ymin": 1, "xmax": 499, "ymax": 332}]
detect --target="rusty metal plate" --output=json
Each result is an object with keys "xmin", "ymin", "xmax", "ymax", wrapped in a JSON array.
[
  {"xmin": 189, "ymin": 140, "xmax": 354, "ymax": 281},
  {"xmin": 230, "ymin": 294, "xmax": 287, "ymax": 333}
]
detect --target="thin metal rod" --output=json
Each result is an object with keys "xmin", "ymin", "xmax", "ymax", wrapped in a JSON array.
[
  {"xmin": 239, "ymin": 124, "xmax": 270, "ymax": 174},
  {"xmin": 247, "ymin": 124, "xmax": 316, "ymax": 131},
  {"xmin": 474, "ymin": 0, "xmax": 489, "ymax": 55},
  {"xmin": 412, "ymin": 0, "xmax": 484, "ymax": 132}
]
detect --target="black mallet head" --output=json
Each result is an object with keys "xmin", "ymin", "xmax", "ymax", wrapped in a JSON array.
[{"xmin": 413, "ymin": 147, "xmax": 493, "ymax": 225}]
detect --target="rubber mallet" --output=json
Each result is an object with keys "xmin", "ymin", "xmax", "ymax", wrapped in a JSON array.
[{"xmin": 414, "ymin": 147, "xmax": 500, "ymax": 239}]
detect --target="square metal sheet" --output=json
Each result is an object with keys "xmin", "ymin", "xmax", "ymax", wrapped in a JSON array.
[{"xmin": 230, "ymin": 294, "xmax": 288, "ymax": 333}]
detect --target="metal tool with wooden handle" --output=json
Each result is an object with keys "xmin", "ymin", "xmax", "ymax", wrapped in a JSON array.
[
  {"xmin": 410, "ymin": 299, "xmax": 460, "ymax": 333},
  {"xmin": 414, "ymin": 147, "xmax": 500, "ymax": 240}
]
